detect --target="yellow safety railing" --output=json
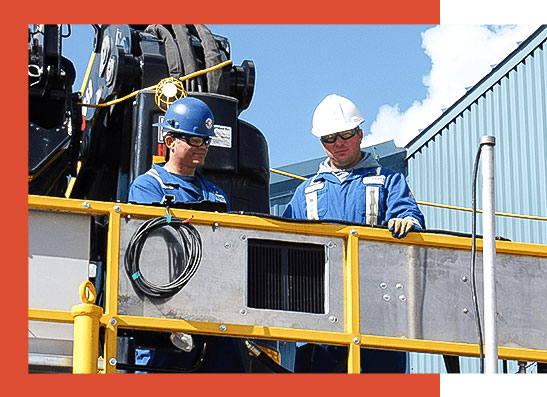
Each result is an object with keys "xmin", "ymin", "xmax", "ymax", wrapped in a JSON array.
[
  {"xmin": 269, "ymin": 168, "xmax": 547, "ymax": 222},
  {"xmin": 28, "ymin": 195, "xmax": 547, "ymax": 374}
]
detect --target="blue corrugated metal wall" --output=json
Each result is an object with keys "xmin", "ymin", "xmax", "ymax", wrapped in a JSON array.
[
  {"xmin": 408, "ymin": 353, "xmax": 534, "ymax": 373},
  {"xmin": 406, "ymin": 30, "xmax": 546, "ymax": 373},
  {"xmin": 407, "ymin": 37, "xmax": 546, "ymax": 245}
]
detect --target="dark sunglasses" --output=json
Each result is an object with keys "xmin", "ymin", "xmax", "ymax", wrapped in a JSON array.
[
  {"xmin": 173, "ymin": 134, "xmax": 212, "ymax": 147},
  {"xmin": 320, "ymin": 128, "xmax": 359, "ymax": 144}
]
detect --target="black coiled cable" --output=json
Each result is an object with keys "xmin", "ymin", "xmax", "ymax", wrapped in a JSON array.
[
  {"xmin": 125, "ymin": 216, "xmax": 202, "ymax": 299},
  {"xmin": 471, "ymin": 143, "xmax": 485, "ymax": 373}
]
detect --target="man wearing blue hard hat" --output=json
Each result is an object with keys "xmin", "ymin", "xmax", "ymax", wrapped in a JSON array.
[
  {"xmin": 128, "ymin": 97, "xmax": 247, "ymax": 372},
  {"xmin": 128, "ymin": 96, "xmax": 229, "ymax": 208}
]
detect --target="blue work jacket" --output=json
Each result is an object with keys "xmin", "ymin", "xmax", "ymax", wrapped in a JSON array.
[
  {"xmin": 283, "ymin": 153, "xmax": 424, "ymax": 229},
  {"xmin": 127, "ymin": 163, "xmax": 229, "ymax": 209}
]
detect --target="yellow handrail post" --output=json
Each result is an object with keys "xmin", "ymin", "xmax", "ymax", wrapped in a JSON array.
[
  {"xmin": 71, "ymin": 281, "xmax": 103, "ymax": 374},
  {"xmin": 346, "ymin": 228, "xmax": 362, "ymax": 373}
]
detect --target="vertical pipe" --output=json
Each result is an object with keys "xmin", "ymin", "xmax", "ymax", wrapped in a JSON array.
[
  {"xmin": 71, "ymin": 281, "xmax": 103, "ymax": 374},
  {"xmin": 480, "ymin": 135, "xmax": 498, "ymax": 373}
]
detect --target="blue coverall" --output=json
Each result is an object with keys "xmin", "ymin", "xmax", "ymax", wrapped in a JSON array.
[
  {"xmin": 283, "ymin": 152, "xmax": 425, "ymax": 373},
  {"xmin": 128, "ymin": 163, "xmax": 229, "ymax": 207},
  {"xmin": 283, "ymin": 153, "xmax": 424, "ymax": 228}
]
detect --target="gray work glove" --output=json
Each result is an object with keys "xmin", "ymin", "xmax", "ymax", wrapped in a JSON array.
[{"xmin": 388, "ymin": 217, "xmax": 418, "ymax": 239}]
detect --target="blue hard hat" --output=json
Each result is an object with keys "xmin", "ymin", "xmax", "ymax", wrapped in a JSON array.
[{"xmin": 154, "ymin": 97, "xmax": 215, "ymax": 137}]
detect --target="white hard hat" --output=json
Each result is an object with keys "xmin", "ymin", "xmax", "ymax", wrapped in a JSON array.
[{"xmin": 311, "ymin": 94, "xmax": 365, "ymax": 137}]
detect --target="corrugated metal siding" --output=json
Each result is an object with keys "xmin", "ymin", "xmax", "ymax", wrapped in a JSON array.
[
  {"xmin": 408, "ymin": 353, "xmax": 537, "ymax": 373},
  {"xmin": 406, "ymin": 32, "xmax": 545, "ymax": 374},
  {"xmin": 408, "ymin": 40, "xmax": 546, "ymax": 245},
  {"xmin": 409, "ymin": 353, "xmax": 447, "ymax": 373}
]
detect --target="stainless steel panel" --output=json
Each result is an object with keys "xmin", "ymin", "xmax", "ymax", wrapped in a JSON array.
[
  {"xmin": 118, "ymin": 216, "xmax": 345, "ymax": 332},
  {"xmin": 28, "ymin": 337, "xmax": 73, "ymax": 372},
  {"xmin": 359, "ymin": 240, "xmax": 547, "ymax": 350},
  {"xmin": 28, "ymin": 210, "xmax": 91, "ymax": 341}
]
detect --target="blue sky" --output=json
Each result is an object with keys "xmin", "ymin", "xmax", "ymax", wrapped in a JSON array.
[{"xmin": 62, "ymin": 24, "xmax": 538, "ymax": 168}]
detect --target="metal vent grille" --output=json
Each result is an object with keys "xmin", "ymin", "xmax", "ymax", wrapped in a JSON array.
[{"xmin": 247, "ymin": 239, "xmax": 326, "ymax": 314}]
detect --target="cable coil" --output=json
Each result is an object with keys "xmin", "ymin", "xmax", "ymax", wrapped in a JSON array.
[
  {"xmin": 470, "ymin": 143, "xmax": 485, "ymax": 373},
  {"xmin": 125, "ymin": 216, "xmax": 202, "ymax": 299}
]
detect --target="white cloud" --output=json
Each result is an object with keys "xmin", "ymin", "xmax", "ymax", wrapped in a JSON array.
[
  {"xmin": 440, "ymin": 0, "xmax": 547, "ymax": 25},
  {"xmin": 363, "ymin": 24, "xmax": 540, "ymax": 148}
]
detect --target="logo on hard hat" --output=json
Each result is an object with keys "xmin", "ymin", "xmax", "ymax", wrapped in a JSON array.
[{"xmin": 205, "ymin": 118, "xmax": 213, "ymax": 129}]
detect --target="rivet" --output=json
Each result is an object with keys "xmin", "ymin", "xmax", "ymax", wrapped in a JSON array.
[
  {"xmin": 399, "ymin": 295, "xmax": 407, "ymax": 302},
  {"xmin": 240, "ymin": 308, "xmax": 247, "ymax": 315},
  {"xmin": 463, "ymin": 308, "xmax": 469, "ymax": 314},
  {"xmin": 327, "ymin": 241, "xmax": 336, "ymax": 248},
  {"xmin": 396, "ymin": 283, "xmax": 403, "ymax": 290},
  {"xmin": 461, "ymin": 276, "xmax": 468, "ymax": 282},
  {"xmin": 82, "ymin": 201, "xmax": 90, "ymax": 209},
  {"xmin": 224, "ymin": 242, "xmax": 231, "ymax": 249},
  {"xmin": 328, "ymin": 315, "xmax": 338, "ymax": 323},
  {"xmin": 113, "ymin": 205, "xmax": 121, "ymax": 213},
  {"xmin": 109, "ymin": 357, "xmax": 117, "ymax": 366},
  {"xmin": 219, "ymin": 324, "xmax": 227, "ymax": 332},
  {"xmin": 379, "ymin": 282, "xmax": 387, "ymax": 289},
  {"xmin": 383, "ymin": 294, "xmax": 391, "ymax": 302},
  {"xmin": 350, "ymin": 229, "xmax": 358, "ymax": 236},
  {"xmin": 353, "ymin": 337, "xmax": 360, "ymax": 344},
  {"xmin": 109, "ymin": 318, "xmax": 117, "ymax": 326},
  {"xmin": 126, "ymin": 214, "xmax": 131, "ymax": 220},
  {"xmin": 240, "ymin": 234, "xmax": 247, "ymax": 241},
  {"xmin": 213, "ymin": 222, "xmax": 220, "ymax": 230}
]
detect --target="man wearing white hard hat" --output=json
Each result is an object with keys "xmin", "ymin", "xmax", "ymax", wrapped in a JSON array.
[{"xmin": 283, "ymin": 94, "xmax": 425, "ymax": 373}]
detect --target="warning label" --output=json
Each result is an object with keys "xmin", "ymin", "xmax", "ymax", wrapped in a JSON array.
[
  {"xmin": 157, "ymin": 116, "xmax": 165, "ymax": 143},
  {"xmin": 211, "ymin": 125, "xmax": 232, "ymax": 148}
]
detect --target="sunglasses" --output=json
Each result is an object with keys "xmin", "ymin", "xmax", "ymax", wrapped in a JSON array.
[
  {"xmin": 320, "ymin": 128, "xmax": 359, "ymax": 144},
  {"xmin": 173, "ymin": 135, "xmax": 212, "ymax": 147}
]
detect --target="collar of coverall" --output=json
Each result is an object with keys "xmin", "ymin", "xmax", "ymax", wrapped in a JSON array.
[
  {"xmin": 314, "ymin": 151, "xmax": 381, "ymax": 183},
  {"xmin": 319, "ymin": 151, "xmax": 380, "ymax": 174}
]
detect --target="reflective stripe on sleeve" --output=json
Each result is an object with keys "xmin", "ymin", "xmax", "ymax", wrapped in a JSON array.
[
  {"xmin": 304, "ymin": 182, "xmax": 324, "ymax": 220},
  {"xmin": 145, "ymin": 168, "xmax": 175, "ymax": 190},
  {"xmin": 305, "ymin": 191, "xmax": 319, "ymax": 220},
  {"xmin": 365, "ymin": 186, "xmax": 379, "ymax": 226}
]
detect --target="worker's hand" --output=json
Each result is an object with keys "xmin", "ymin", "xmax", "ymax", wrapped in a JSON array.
[{"xmin": 388, "ymin": 218, "xmax": 416, "ymax": 239}]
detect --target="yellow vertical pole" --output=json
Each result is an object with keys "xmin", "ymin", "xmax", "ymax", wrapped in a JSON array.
[
  {"xmin": 103, "ymin": 207, "xmax": 121, "ymax": 373},
  {"xmin": 71, "ymin": 281, "xmax": 103, "ymax": 374},
  {"xmin": 346, "ymin": 229, "xmax": 361, "ymax": 373}
]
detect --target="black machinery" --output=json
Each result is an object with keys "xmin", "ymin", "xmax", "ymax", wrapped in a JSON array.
[{"xmin": 28, "ymin": 24, "xmax": 269, "ymax": 213}]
